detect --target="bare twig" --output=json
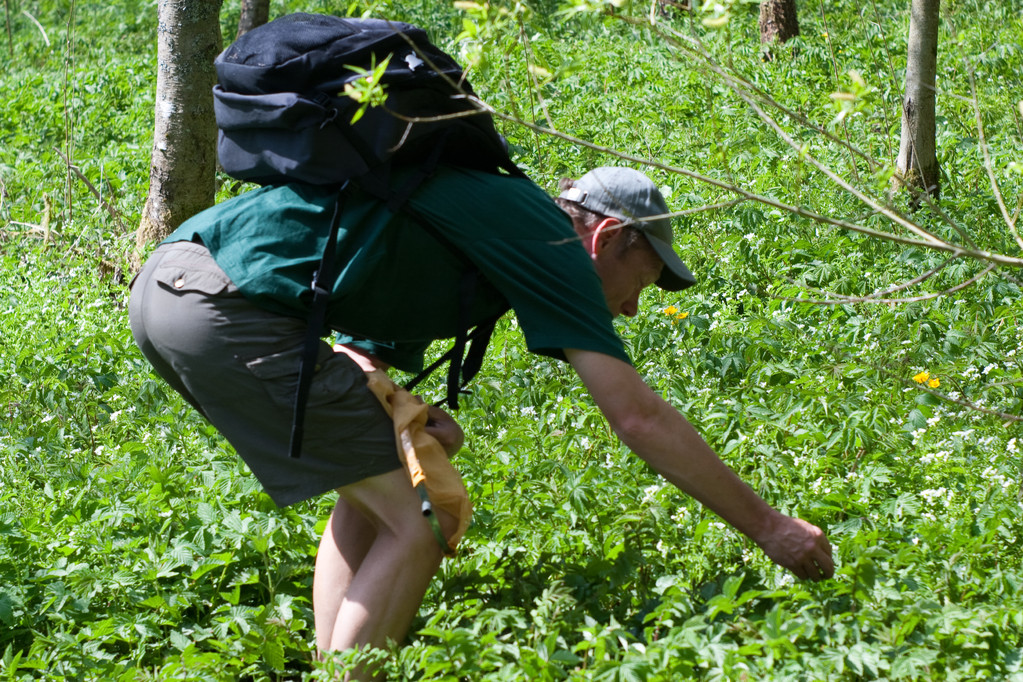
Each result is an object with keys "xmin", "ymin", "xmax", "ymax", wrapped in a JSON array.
[
  {"xmin": 4, "ymin": 0, "xmax": 12, "ymax": 57},
  {"xmin": 21, "ymin": 10, "xmax": 49, "ymax": 46},
  {"xmin": 819, "ymin": 0, "xmax": 864, "ymax": 182},
  {"xmin": 636, "ymin": 17, "xmax": 880, "ymax": 173},
  {"xmin": 631, "ymin": 16, "xmax": 981, "ymax": 251},
  {"xmin": 968, "ymin": 65, "xmax": 1023, "ymax": 249},
  {"xmin": 62, "ymin": 2, "xmax": 76, "ymax": 224},
  {"xmin": 6, "ymin": 221, "xmax": 61, "ymax": 241},
  {"xmin": 867, "ymin": 0, "xmax": 900, "ymax": 163},
  {"xmin": 733, "ymin": 81, "xmax": 947, "ymax": 247},
  {"xmin": 779, "ymin": 262, "xmax": 995, "ymax": 305},
  {"xmin": 871, "ymin": 360, "xmax": 1023, "ymax": 423},
  {"xmin": 388, "ymin": 19, "xmax": 1023, "ymax": 271},
  {"xmin": 674, "ymin": 198, "xmax": 745, "ymax": 216},
  {"xmin": 491, "ymin": 101, "xmax": 1023, "ymax": 266},
  {"xmin": 518, "ymin": 18, "xmax": 555, "ymax": 169},
  {"xmin": 544, "ymin": 199, "xmax": 745, "ymax": 247},
  {"xmin": 53, "ymin": 147, "xmax": 128, "ymax": 231},
  {"xmin": 518, "ymin": 20, "xmax": 555, "ymax": 132},
  {"xmin": 791, "ymin": 255, "xmax": 957, "ymax": 300},
  {"xmin": 985, "ymin": 377, "xmax": 1023, "ymax": 389}
]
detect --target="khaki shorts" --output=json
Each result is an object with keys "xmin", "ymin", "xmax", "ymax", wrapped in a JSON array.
[{"xmin": 128, "ymin": 241, "xmax": 400, "ymax": 506}]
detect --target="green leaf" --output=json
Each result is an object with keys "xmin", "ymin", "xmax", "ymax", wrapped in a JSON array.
[
  {"xmin": 0, "ymin": 593, "xmax": 15, "ymax": 626},
  {"xmin": 262, "ymin": 638, "xmax": 285, "ymax": 671}
]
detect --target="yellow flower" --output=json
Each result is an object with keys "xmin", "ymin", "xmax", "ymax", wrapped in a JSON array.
[
  {"xmin": 928, "ymin": 377, "xmax": 940, "ymax": 388},
  {"xmin": 676, "ymin": 312, "xmax": 689, "ymax": 320},
  {"xmin": 664, "ymin": 305, "xmax": 679, "ymax": 316},
  {"xmin": 912, "ymin": 371, "xmax": 930, "ymax": 384}
]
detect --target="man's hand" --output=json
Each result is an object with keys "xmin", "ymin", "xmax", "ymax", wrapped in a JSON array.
[
  {"xmin": 424, "ymin": 406, "xmax": 464, "ymax": 458},
  {"xmin": 754, "ymin": 512, "xmax": 835, "ymax": 581}
]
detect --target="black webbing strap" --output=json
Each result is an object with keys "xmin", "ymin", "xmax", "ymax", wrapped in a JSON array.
[
  {"xmin": 289, "ymin": 183, "xmax": 348, "ymax": 459},
  {"xmin": 364, "ymin": 131, "xmax": 507, "ymax": 410},
  {"xmin": 395, "ymin": 203, "xmax": 506, "ymax": 410},
  {"xmin": 444, "ymin": 268, "xmax": 478, "ymax": 410}
]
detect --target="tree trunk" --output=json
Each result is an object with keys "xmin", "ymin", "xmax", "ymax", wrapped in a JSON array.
[
  {"xmin": 134, "ymin": 0, "xmax": 223, "ymax": 268},
  {"xmin": 236, "ymin": 0, "xmax": 270, "ymax": 39},
  {"xmin": 759, "ymin": 0, "xmax": 800, "ymax": 45},
  {"xmin": 894, "ymin": 0, "xmax": 941, "ymax": 206}
]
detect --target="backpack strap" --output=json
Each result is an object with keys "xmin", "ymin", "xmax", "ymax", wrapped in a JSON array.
[
  {"xmin": 360, "ymin": 133, "xmax": 509, "ymax": 409},
  {"xmin": 399, "ymin": 269, "xmax": 502, "ymax": 410},
  {"xmin": 289, "ymin": 183, "xmax": 348, "ymax": 459},
  {"xmin": 394, "ymin": 201, "xmax": 508, "ymax": 409}
]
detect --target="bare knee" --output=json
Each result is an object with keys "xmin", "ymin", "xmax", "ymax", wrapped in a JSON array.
[
  {"xmin": 336, "ymin": 470, "xmax": 448, "ymax": 561},
  {"xmin": 386, "ymin": 511, "xmax": 446, "ymax": 562}
]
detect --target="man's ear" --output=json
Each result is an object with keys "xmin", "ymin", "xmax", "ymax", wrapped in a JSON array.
[{"xmin": 590, "ymin": 217, "xmax": 622, "ymax": 259}]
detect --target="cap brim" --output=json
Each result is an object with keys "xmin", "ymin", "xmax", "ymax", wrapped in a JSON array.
[{"xmin": 645, "ymin": 234, "xmax": 696, "ymax": 292}]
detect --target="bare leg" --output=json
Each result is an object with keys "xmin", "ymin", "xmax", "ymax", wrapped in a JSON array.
[
  {"xmin": 313, "ymin": 467, "xmax": 456, "ymax": 654},
  {"xmin": 313, "ymin": 497, "xmax": 376, "ymax": 651}
]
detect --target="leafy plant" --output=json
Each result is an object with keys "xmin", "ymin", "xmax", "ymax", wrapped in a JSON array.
[{"xmin": 2, "ymin": 0, "xmax": 1022, "ymax": 679}]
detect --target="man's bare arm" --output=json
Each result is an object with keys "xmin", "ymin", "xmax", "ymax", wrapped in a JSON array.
[{"xmin": 566, "ymin": 348, "xmax": 834, "ymax": 580}]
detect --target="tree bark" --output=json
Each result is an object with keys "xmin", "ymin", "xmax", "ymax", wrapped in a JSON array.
[
  {"xmin": 894, "ymin": 0, "xmax": 941, "ymax": 206},
  {"xmin": 134, "ymin": 0, "xmax": 223, "ymax": 268},
  {"xmin": 236, "ymin": 0, "xmax": 269, "ymax": 39},
  {"xmin": 759, "ymin": 0, "xmax": 800, "ymax": 45}
]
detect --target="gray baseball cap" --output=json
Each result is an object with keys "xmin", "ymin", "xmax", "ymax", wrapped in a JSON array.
[{"xmin": 559, "ymin": 167, "xmax": 696, "ymax": 291}]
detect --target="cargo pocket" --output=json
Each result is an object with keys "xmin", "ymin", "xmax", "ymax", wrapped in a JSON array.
[{"xmin": 244, "ymin": 342, "xmax": 355, "ymax": 409}]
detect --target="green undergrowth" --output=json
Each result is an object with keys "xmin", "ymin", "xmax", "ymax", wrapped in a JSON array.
[{"xmin": 2, "ymin": 0, "xmax": 1022, "ymax": 679}]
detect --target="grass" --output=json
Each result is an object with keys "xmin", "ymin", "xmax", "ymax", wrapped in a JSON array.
[{"xmin": 1, "ymin": 0, "xmax": 1022, "ymax": 679}]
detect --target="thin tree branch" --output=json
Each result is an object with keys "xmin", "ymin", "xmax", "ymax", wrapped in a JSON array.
[
  {"xmin": 779, "ymin": 262, "xmax": 995, "ymax": 305},
  {"xmin": 867, "ymin": 0, "xmax": 900, "ymax": 162},
  {"xmin": 54, "ymin": 147, "xmax": 128, "ymax": 231},
  {"xmin": 876, "ymin": 360, "xmax": 1023, "ymax": 422},
  {"xmin": 518, "ymin": 20, "xmax": 555, "ymax": 132},
  {"xmin": 491, "ymin": 101, "xmax": 1023, "ymax": 266},
  {"xmin": 736, "ymin": 88, "xmax": 947, "ymax": 247},
  {"xmin": 819, "ymin": 0, "xmax": 865, "ymax": 181},
  {"xmin": 632, "ymin": 15, "xmax": 980, "ymax": 250},
  {"xmin": 790, "ymin": 254, "xmax": 957, "ymax": 300},
  {"xmin": 4, "ymin": 0, "xmax": 12, "ymax": 57},
  {"xmin": 640, "ymin": 17, "xmax": 879, "ymax": 172},
  {"xmin": 21, "ymin": 9, "xmax": 49, "ymax": 46},
  {"xmin": 388, "ymin": 20, "xmax": 1023, "ymax": 269},
  {"xmin": 968, "ymin": 64, "xmax": 1023, "ymax": 249}
]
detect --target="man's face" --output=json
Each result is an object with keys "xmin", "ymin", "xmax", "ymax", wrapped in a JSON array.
[{"xmin": 592, "ymin": 228, "xmax": 664, "ymax": 318}]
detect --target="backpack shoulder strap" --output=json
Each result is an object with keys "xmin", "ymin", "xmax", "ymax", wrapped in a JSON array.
[{"xmin": 289, "ymin": 183, "xmax": 348, "ymax": 459}]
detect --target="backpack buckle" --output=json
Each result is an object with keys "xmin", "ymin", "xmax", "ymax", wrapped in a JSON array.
[{"xmin": 320, "ymin": 107, "xmax": 339, "ymax": 129}]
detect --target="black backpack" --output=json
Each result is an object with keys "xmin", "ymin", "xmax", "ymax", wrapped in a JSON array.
[
  {"xmin": 214, "ymin": 13, "xmax": 523, "ymax": 189},
  {"xmin": 213, "ymin": 13, "xmax": 521, "ymax": 458}
]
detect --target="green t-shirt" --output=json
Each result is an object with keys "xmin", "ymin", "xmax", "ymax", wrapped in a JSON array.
[{"xmin": 167, "ymin": 166, "xmax": 628, "ymax": 373}]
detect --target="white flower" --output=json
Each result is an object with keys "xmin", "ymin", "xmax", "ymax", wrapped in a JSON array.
[
  {"xmin": 641, "ymin": 484, "xmax": 662, "ymax": 504},
  {"xmin": 920, "ymin": 487, "xmax": 950, "ymax": 507},
  {"xmin": 671, "ymin": 507, "xmax": 690, "ymax": 523}
]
